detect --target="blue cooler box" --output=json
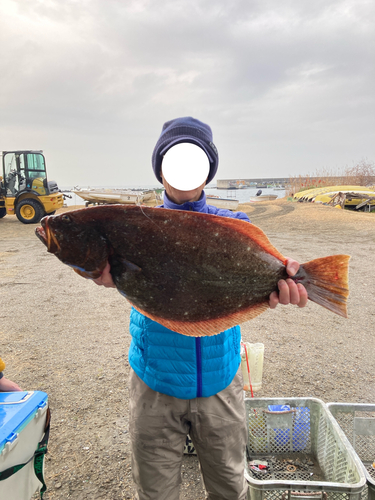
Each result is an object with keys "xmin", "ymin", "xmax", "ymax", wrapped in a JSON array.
[{"xmin": 0, "ymin": 391, "xmax": 49, "ymax": 500}]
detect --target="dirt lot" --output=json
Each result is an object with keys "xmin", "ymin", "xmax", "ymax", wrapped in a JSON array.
[{"xmin": 1, "ymin": 199, "xmax": 374, "ymax": 499}]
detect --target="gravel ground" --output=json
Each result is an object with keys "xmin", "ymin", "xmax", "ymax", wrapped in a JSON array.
[{"xmin": 1, "ymin": 199, "xmax": 374, "ymax": 499}]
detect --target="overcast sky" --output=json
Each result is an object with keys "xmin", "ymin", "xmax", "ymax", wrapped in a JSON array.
[{"xmin": 1, "ymin": 0, "xmax": 374, "ymax": 188}]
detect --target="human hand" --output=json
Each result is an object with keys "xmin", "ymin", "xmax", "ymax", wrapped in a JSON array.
[
  {"xmin": 269, "ymin": 258, "xmax": 308, "ymax": 309},
  {"xmin": 93, "ymin": 262, "xmax": 116, "ymax": 288},
  {"xmin": 0, "ymin": 377, "xmax": 22, "ymax": 392}
]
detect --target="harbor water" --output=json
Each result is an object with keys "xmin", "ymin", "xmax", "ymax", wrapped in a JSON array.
[
  {"xmin": 62, "ymin": 185, "xmax": 286, "ymax": 207},
  {"xmin": 205, "ymin": 186, "xmax": 286, "ymax": 203}
]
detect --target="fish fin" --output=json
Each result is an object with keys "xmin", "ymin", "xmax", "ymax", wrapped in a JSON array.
[
  {"xmin": 130, "ymin": 302, "xmax": 270, "ymax": 337},
  {"xmin": 298, "ymin": 254, "xmax": 350, "ymax": 318},
  {"xmin": 120, "ymin": 259, "xmax": 142, "ymax": 273},
  {"xmin": 73, "ymin": 258, "xmax": 141, "ymax": 282},
  {"xmin": 109, "ymin": 257, "xmax": 142, "ymax": 286},
  {"xmin": 74, "ymin": 268, "xmax": 102, "ymax": 279},
  {"xmin": 216, "ymin": 218, "xmax": 287, "ymax": 264}
]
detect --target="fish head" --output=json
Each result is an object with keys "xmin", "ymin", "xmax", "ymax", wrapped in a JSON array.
[{"xmin": 35, "ymin": 211, "xmax": 109, "ymax": 279}]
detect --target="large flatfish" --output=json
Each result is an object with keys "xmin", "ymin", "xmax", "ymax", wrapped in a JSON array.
[{"xmin": 35, "ymin": 205, "xmax": 350, "ymax": 336}]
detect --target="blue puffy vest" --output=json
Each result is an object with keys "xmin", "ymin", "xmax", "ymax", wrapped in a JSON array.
[{"xmin": 128, "ymin": 191, "xmax": 250, "ymax": 399}]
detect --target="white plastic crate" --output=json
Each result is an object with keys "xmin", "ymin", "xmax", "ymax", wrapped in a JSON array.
[
  {"xmin": 245, "ymin": 397, "xmax": 366, "ymax": 500},
  {"xmin": 327, "ymin": 403, "xmax": 375, "ymax": 500}
]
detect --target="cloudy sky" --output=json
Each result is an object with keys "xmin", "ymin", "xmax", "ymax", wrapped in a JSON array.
[{"xmin": 1, "ymin": 0, "xmax": 374, "ymax": 188}]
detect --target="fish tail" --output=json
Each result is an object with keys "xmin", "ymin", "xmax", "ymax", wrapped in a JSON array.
[{"xmin": 297, "ymin": 255, "xmax": 350, "ymax": 318}]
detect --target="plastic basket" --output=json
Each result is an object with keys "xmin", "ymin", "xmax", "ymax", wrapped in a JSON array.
[
  {"xmin": 327, "ymin": 403, "xmax": 375, "ymax": 500},
  {"xmin": 245, "ymin": 398, "xmax": 366, "ymax": 500}
]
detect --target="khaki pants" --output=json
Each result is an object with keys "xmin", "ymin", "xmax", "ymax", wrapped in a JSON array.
[{"xmin": 129, "ymin": 368, "xmax": 248, "ymax": 500}]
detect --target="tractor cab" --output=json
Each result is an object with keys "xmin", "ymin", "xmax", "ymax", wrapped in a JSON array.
[
  {"xmin": 0, "ymin": 150, "xmax": 64, "ymax": 223},
  {"xmin": 2, "ymin": 151, "xmax": 59, "ymax": 196}
]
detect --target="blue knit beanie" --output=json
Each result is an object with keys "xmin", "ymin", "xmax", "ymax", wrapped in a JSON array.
[{"xmin": 152, "ymin": 117, "xmax": 219, "ymax": 185}]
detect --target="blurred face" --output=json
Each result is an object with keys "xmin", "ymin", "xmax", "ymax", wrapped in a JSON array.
[{"xmin": 161, "ymin": 169, "xmax": 206, "ymax": 204}]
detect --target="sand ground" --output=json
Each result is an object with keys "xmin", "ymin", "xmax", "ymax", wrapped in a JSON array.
[{"xmin": 1, "ymin": 199, "xmax": 374, "ymax": 499}]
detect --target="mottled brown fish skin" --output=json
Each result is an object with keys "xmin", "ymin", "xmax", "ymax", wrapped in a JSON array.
[
  {"xmin": 35, "ymin": 205, "xmax": 350, "ymax": 336},
  {"xmin": 110, "ymin": 212, "xmax": 289, "ymax": 322}
]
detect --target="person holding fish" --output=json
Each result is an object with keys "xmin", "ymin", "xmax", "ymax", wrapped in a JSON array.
[
  {"xmin": 92, "ymin": 117, "xmax": 308, "ymax": 500},
  {"xmin": 35, "ymin": 118, "xmax": 348, "ymax": 498}
]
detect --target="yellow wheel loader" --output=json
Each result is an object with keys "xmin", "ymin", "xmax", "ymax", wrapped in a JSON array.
[{"xmin": 0, "ymin": 151, "xmax": 64, "ymax": 224}]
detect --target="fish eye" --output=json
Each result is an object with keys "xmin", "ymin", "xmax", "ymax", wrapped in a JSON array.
[{"xmin": 61, "ymin": 215, "xmax": 71, "ymax": 222}]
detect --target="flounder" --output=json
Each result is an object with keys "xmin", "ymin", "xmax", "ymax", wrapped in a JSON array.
[{"xmin": 35, "ymin": 205, "xmax": 350, "ymax": 336}]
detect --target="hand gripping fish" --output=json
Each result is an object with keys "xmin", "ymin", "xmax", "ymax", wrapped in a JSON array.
[{"xmin": 35, "ymin": 205, "xmax": 350, "ymax": 337}]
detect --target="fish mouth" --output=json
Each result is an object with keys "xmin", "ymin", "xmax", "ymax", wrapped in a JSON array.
[{"xmin": 35, "ymin": 217, "xmax": 61, "ymax": 254}]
